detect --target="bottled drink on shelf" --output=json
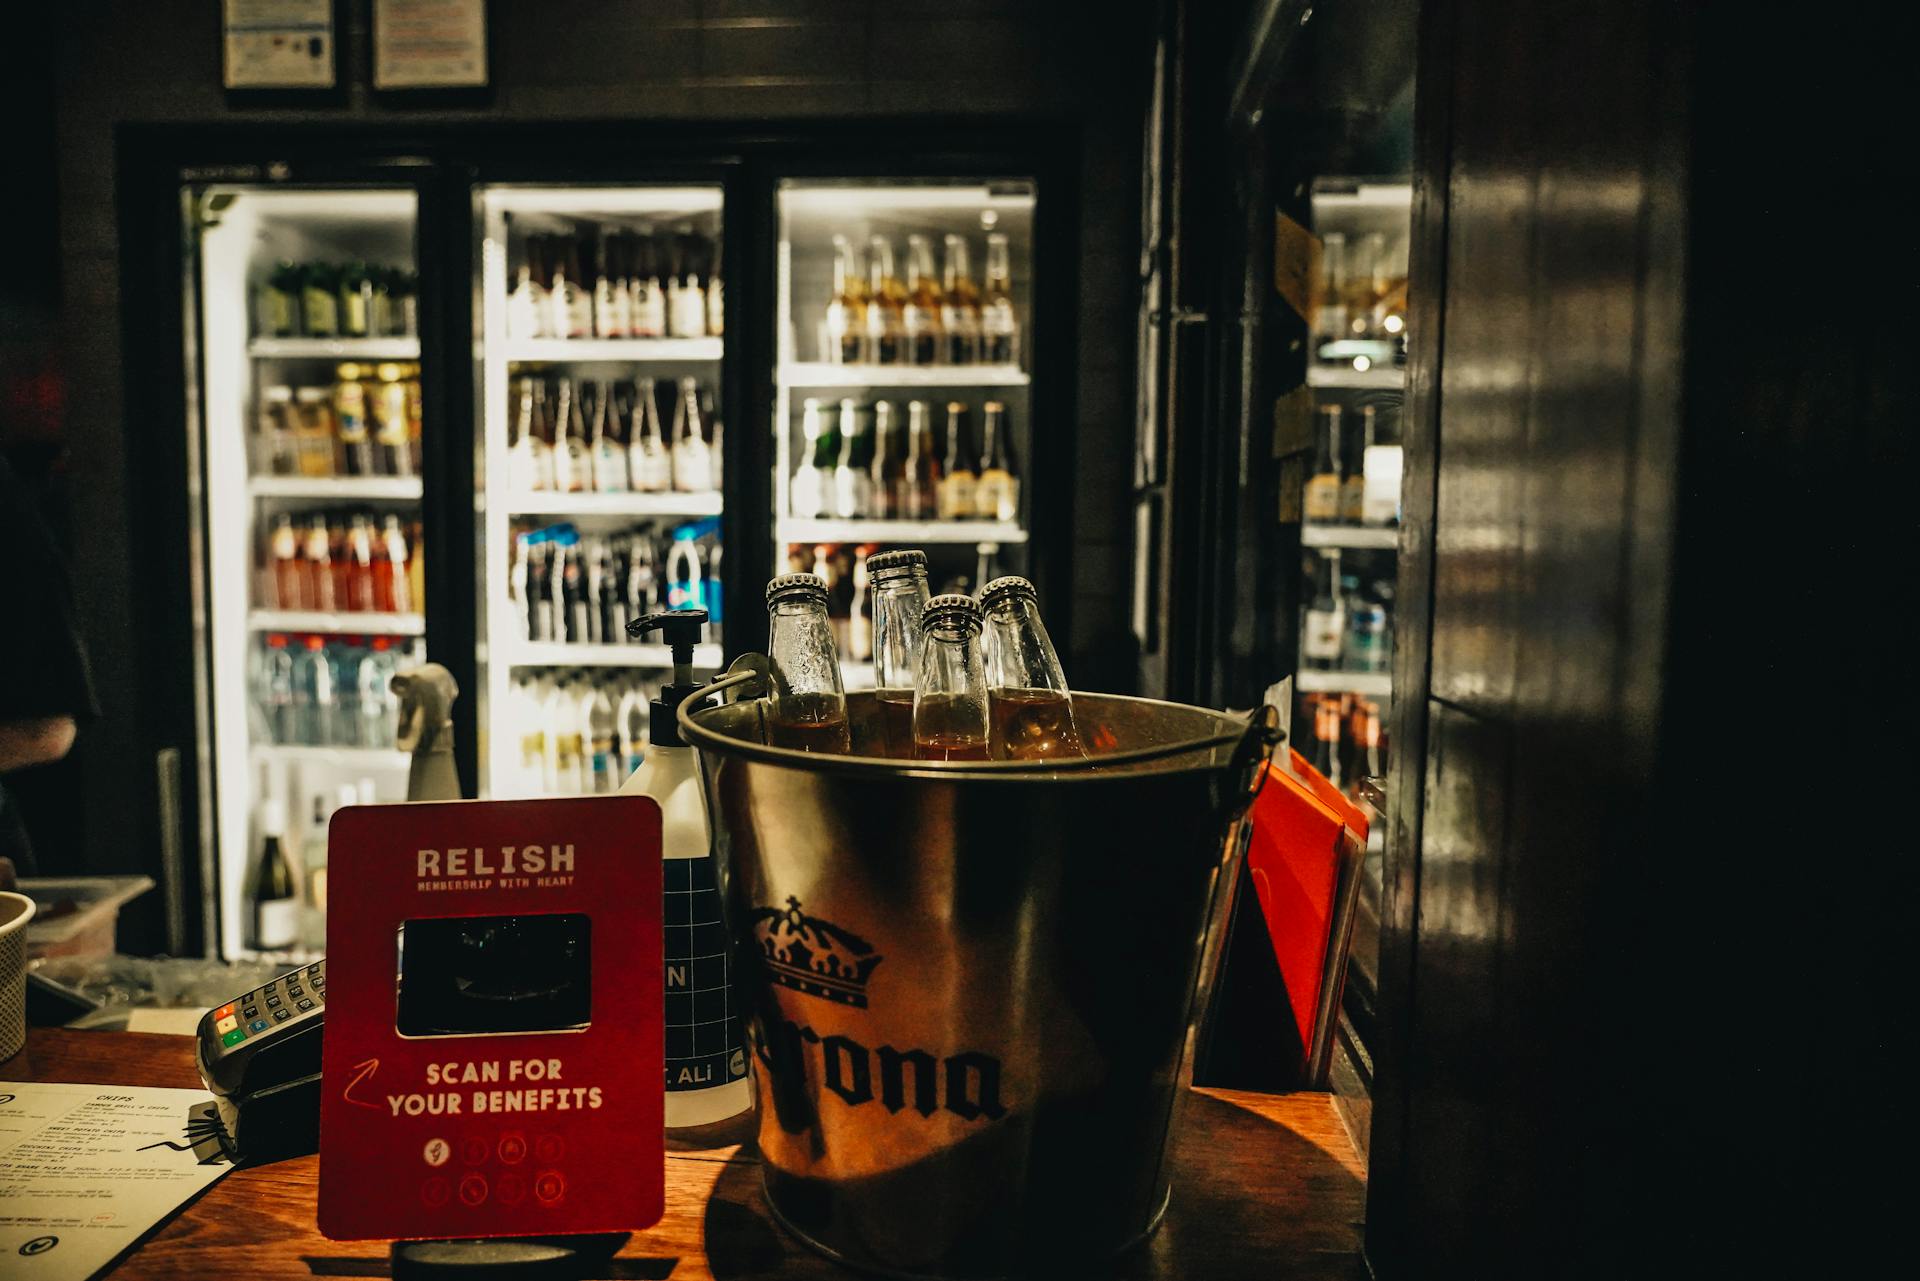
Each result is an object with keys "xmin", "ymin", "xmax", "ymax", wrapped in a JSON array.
[
  {"xmin": 981, "ymin": 233, "xmax": 1019, "ymax": 366},
  {"xmin": 670, "ymin": 376, "xmax": 715, "ymax": 492},
  {"xmin": 902, "ymin": 234, "xmax": 944, "ymax": 365},
  {"xmin": 292, "ymin": 634, "xmax": 338, "ymax": 746},
  {"xmin": 552, "ymin": 234, "xmax": 595, "ymax": 339},
  {"xmin": 864, "ymin": 235, "xmax": 906, "ymax": 365},
  {"xmin": 1313, "ymin": 233, "xmax": 1349, "ymax": 357},
  {"xmin": 706, "ymin": 234, "xmax": 725, "ymax": 338},
  {"xmin": 261, "ymin": 633, "xmax": 295, "ymax": 744},
  {"xmin": 868, "ymin": 400, "xmax": 904, "ymax": 520},
  {"xmin": 343, "ymin": 515, "xmax": 376, "ymax": 613},
  {"xmin": 666, "ymin": 527, "xmax": 704, "ymax": 613},
  {"xmin": 903, "ymin": 400, "xmax": 941, "ymax": 520},
  {"xmin": 1341, "ymin": 405, "xmax": 1372, "ymax": 524},
  {"xmin": 293, "ymin": 387, "xmax": 336, "ymax": 478},
  {"xmin": 1304, "ymin": 694, "xmax": 1343, "ymax": 784},
  {"xmin": 631, "ymin": 230, "xmax": 667, "ymax": 339},
  {"xmin": 765, "ymin": 573, "xmax": 851, "ymax": 754},
  {"xmin": 1302, "ymin": 551, "xmax": 1346, "ymax": 670},
  {"xmin": 867, "ymin": 549, "xmax": 930, "ymax": 758},
  {"xmin": 589, "ymin": 379, "xmax": 629, "ymax": 492},
  {"xmin": 979, "ymin": 576, "xmax": 1082, "ymax": 761},
  {"xmin": 509, "ymin": 235, "xmax": 550, "ymax": 340},
  {"xmin": 1346, "ymin": 594, "xmax": 1390, "ymax": 673},
  {"xmin": 938, "ymin": 402, "xmax": 977, "ymax": 520},
  {"xmin": 941, "ymin": 234, "xmax": 983, "ymax": 365},
  {"xmin": 262, "ymin": 261, "xmax": 300, "ymax": 338},
  {"xmin": 618, "ymin": 681, "xmax": 649, "ymax": 777},
  {"xmin": 510, "ymin": 375, "xmax": 553, "ymax": 491},
  {"xmin": 585, "ymin": 679, "xmax": 619, "ymax": 793},
  {"xmin": 1362, "ymin": 410, "xmax": 1404, "ymax": 526},
  {"xmin": 301, "ymin": 264, "xmax": 339, "ymax": 339},
  {"xmin": 1304, "ymin": 405, "xmax": 1343, "ymax": 523},
  {"xmin": 834, "ymin": 399, "xmax": 874, "ymax": 519},
  {"xmin": 848, "ymin": 555, "xmax": 873, "ymax": 664},
  {"xmin": 824, "ymin": 234, "xmax": 865, "ymax": 365},
  {"xmin": 629, "ymin": 376, "xmax": 672, "ymax": 492},
  {"xmin": 548, "ymin": 674, "xmax": 587, "ymax": 793},
  {"xmin": 333, "ymin": 365, "xmax": 372, "ymax": 477},
  {"xmin": 250, "ymin": 797, "xmax": 300, "ymax": 952},
  {"xmin": 270, "ymin": 515, "xmax": 302, "ymax": 610},
  {"xmin": 374, "ymin": 363, "xmax": 414, "ymax": 477},
  {"xmin": 594, "ymin": 230, "xmax": 629, "ymax": 339},
  {"xmin": 303, "ymin": 517, "xmax": 337, "ymax": 612},
  {"xmin": 1348, "ymin": 234, "xmax": 1385, "ymax": 339},
  {"xmin": 338, "ymin": 262, "xmax": 371, "ymax": 339},
  {"xmin": 791, "ymin": 397, "xmax": 834, "ymax": 520},
  {"xmin": 377, "ymin": 514, "xmax": 413, "ymax": 614},
  {"xmin": 554, "ymin": 377, "xmax": 592, "ymax": 493},
  {"xmin": 355, "ymin": 636, "xmax": 400, "ymax": 749},
  {"xmin": 258, "ymin": 384, "xmax": 298, "ymax": 475},
  {"xmin": 913, "ymin": 593, "xmax": 991, "ymax": 762},
  {"xmin": 669, "ymin": 227, "xmax": 711, "ymax": 339},
  {"xmin": 974, "ymin": 401, "xmax": 1019, "ymax": 521}
]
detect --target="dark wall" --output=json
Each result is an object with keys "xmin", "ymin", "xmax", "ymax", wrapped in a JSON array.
[
  {"xmin": 1370, "ymin": 1, "xmax": 1897, "ymax": 1275},
  {"xmin": 52, "ymin": 2, "xmax": 1148, "ymax": 920}
]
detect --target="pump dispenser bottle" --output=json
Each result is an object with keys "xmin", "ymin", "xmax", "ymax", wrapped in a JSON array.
[{"xmin": 621, "ymin": 609, "xmax": 752, "ymax": 1130}]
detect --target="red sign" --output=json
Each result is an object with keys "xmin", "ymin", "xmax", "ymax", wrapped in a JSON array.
[{"xmin": 318, "ymin": 797, "xmax": 663, "ymax": 1241}]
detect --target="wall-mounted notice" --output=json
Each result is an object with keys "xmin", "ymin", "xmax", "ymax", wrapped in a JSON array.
[
  {"xmin": 222, "ymin": 0, "xmax": 336, "ymax": 89},
  {"xmin": 374, "ymin": 0, "xmax": 489, "ymax": 90}
]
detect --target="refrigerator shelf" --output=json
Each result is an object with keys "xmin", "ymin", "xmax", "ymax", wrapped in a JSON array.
[
  {"xmin": 506, "ymin": 642, "xmax": 724, "ymax": 669},
  {"xmin": 506, "ymin": 490, "xmax": 723, "ymax": 518},
  {"xmin": 505, "ymin": 337, "xmax": 722, "ymax": 364},
  {"xmin": 249, "ymin": 337, "xmax": 421, "ymax": 360},
  {"xmin": 780, "ymin": 363, "xmax": 1030, "ymax": 389},
  {"xmin": 248, "ymin": 609, "xmax": 426, "ymax": 636},
  {"xmin": 1302, "ymin": 523, "xmax": 1399, "ymax": 550},
  {"xmin": 250, "ymin": 744, "xmax": 410, "ymax": 770},
  {"xmin": 1296, "ymin": 670, "xmax": 1393, "ymax": 696},
  {"xmin": 1307, "ymin": 365, "xmax": 1404, "ymax": 390},
  {"xmin": 248, "ymin": 475, "xmax": 423, "ymax": 501},
  {"xmin": 778, "ymin": 518, "xmax": 1028, "ymax": 546}
]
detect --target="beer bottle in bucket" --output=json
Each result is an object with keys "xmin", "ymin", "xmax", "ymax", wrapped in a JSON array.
[
  {"xmin": 912, "ymin": 594, "xmax": 992, "ymax": 761},
  {"xmin": 979, "ymin": 575, "xmax": 1085, "ymax": 761},
  {"xmin": 866, "ymin": 548, "xmax": 931, "ymax": 757},
  {"xmin": 765, "ymin": 573, "xmax": 851, "ymax": 753}
]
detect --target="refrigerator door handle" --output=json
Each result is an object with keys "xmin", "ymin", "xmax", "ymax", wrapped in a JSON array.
[{"xmin": 155, "ymin": 746, "xmax": 190, "ymax": 956}]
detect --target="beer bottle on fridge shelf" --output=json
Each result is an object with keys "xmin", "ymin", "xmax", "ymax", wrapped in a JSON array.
[
  {"xmin": 868, "ymin": 400, "xmax": 904, "ymax": 519},
  {"xmin": 939, "ymin": 402, "xmax": 977, "ymax": 520},
  {"xmin": 979, "ymin": 575, "xmax": 1083, "ymax": 760},
  {"xmin": 292, "ymin": 387, "xmax": 333, "ymax": 478},
  {"xmin": 670, "ymin": 377, "xmax": 715, "ymax": 492},
  {"xmin": 942, "ymin": 234, "xmax": 983, "ymax": 364},
  {"xmin": 527, "ymin": 539, "xmax": 554, "ymax": 642},
  {"xmin": 372, "ymin": 363, "xmax": 411, "ymax": 477},
  {"xmin": 589, "ymin": 380, "xmax": 628, "ymax": 492},
  {"xmin": 514, "ymin": 375, "xmax": 556, "ymax": 491},
  {"xmin": 865, "ymin": 235, "xmax": 906, "ymax": 364},
  {"xmin": 913, "ymin": 594, "xmax": 991, "ymax": 762},
  {"xmin": 1302, "ymin": 551, "xmax": 1346, "ymax": 671},
  {"xmin": 848, "ymin": 555, "xmax": 874, "ymax": 664},
  {"xmin": 904, "ymin": 400, "xmax": 941, "ymax": 519},
  {"xmin": 981, "ymin": 234, "xmax": 1020, "ymax": 366},
  {"xmin": 327, "ymin": 366, "xmax": 368, "ymax": 477},
  {"xmin": 395, "ymin": 269, "xmax": 420, "ymax": 338},
  {"xmin": 1313, "ymin": 233, "xmax": 1349, "ymax": 358},
  {"xmin": 269, "ymin": 514, "xmax": 301, "ymax": 609},
  {"xmin": 628, "ymin": 535, "xmax": 660, "ymax": 624},
  {"xmin": 561, "ymin": 540, "xmax": 590, "ymax": 642},
  {"xmin": 594, "ymin": 230, "xmax": 627, "ymax": 338},
  {"xmin": 629, "ymin": 377, "xmax": 672, "ymax": 492},
  {"xmin": 358, "ymin": 637, "xmax": 399, "ymax": 750},
  {"xmin": 548, "ymin": 676, "xmax": 586, "ymax": 794},
  {"xmin": 903, "ymin": 234, "xmax": 944, "ymax": 365},
  {"xmin": 974, "ymin": 401, "xmax": 1019, "ymax": 521},
  {"xmin": 631, "ymin": 230, "xmax": 667, "ymax": 338},
  {"xmin": 263, "ymin": 261, "xmax": 300, "ymax": 338},
  {"xmin": 511, "ymin": 235, "xmax": 550, "ymax": 340},
  {"xmin": 824, "ymin": 234, "xmax": 865, "ymax": 364},
  {"xmin": 1304, "ymin": 405, "xmax": 1343, "ymax": 523},
  {"xmin": 557, "ymin": 235, "xmax": 596, "ymax": 339},
  {"xmin": 705, "ymin": 233, "xmax": 724, "ymax": 338},
  {"xmin": 367, "ymin": 265, "xmax": 394, "ymax": 339},
  {"xmin": 1342, "ymin": 405, "xmax": 1373, "ymax": 524},
  {"xmin": 666, "ymin": 228, "xmax": 702, "ymax": 338},
  {"xmin": 834, "ymin": 399, "xmax": 874, "ymax": 519},
  {"xmin": 791, "ymin": 398, "xmax": 833, "ymax": 519},
  {"xmin": 301, "ymin": 264, "xmax": 339, "ymax": 339},
  {"xmin": 599, "ymin": 540, "xmax": 630, "ymax": 644},
  {"xmin": 554, "ymin": 378, "xmax": 592, "ymax": 493},
  {"xmin": 765, "ymin": 573, "xmax": 851, "ymax": 754},
  {"xmin": 1351, "ymin": 234, "xmax": 1386, "ymax": 339},
  {"xmin": 250, "ymin": 797, "xmax": 300, "ymax": 952},
  {"xmin": 585, "ymin": 678, "xmax": 619, "ymax": 793},
  {"xmin": 867, "ymin": 549, "xmax": 930, "ymax": 758},
  {"xmin": 338, "ymin": 262, "xmax": 371, "ymax": 339},
  {"xmin": 703, "ymin": 387, "xmax": 725, "ymax": 493},
  {"xmin": 258, "ymin": 384, "xmax": 297, "ymax": 476},
  {"xmin": 826, "ymin": 545, "xmax": 855, "ymax": 658}
]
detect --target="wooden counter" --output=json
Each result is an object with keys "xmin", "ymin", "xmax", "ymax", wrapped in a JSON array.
[{"xmin": 3, "ymin": 1029, "xmax": 1365, "ymax": 1279}]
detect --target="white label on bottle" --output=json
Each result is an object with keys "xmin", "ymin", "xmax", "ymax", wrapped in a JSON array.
[
  {"xmin": 594, "ymin": 281, "xmax": 624, "ymax": 338},
  {"xmin": 1304, "ymin": 607, "xmax": 1345, "ymax": 660},
  {"xmin": 673, "ymin": 440, "xmax": 714, "ymax": 492},
  {"xmin": 632, "ymin": 443, "xmax": 672, "ymax": 492},
  {"xmin": 594, "ymin": 441, "xmax": 628, "ymax": 492},
  {"xmin": 254, "ymin": 900, "xmax": 298, "ymax": 952},
  {"xmin": 939, "ymin": 473, "xmax": 976, "ymax": 521},
  {"xmin": 670, "ymin": 283, "xmax": 707, "ymax": 338},
  {"xmin": 632, "ymin": 282, "xmax": 665, "ymax": 337}
]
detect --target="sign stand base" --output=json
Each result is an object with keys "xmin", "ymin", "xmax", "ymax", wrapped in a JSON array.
[{"xmin": 391, "ymin": 1233, "xmax": 629, "ymax": 1278}]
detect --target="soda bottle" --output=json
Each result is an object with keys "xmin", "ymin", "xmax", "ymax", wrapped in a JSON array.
[
  {"xmin": 270, "ymin": 514, "xmax": 302, "ymax": 610},
  {"xmin": 866, "ymin": 549, "xmax": 930, "ymax": 757},
  {"xmin": 303, "ymin": 517, "xmax": 336, "ymax": 612},
  {"xmin": 978, "ymin": 575, "xmax": 1083, "ymax": 760},
  {"xmin": 764, "ymin": 573, "xmax": 850, "ymax": 754},
  {"xmin": 912, "ymin": 594, "xmax": 991, "ymax": 762}
]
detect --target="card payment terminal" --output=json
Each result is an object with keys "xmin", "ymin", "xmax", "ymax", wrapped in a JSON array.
[{"xmin": 195, "ymin": 960, "xmax": 327, "ymax": 1161}]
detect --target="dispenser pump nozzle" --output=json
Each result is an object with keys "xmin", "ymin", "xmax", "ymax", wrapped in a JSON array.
[{"xmin": 627, "ymin": 609, "xmax": 711, "ymax": 747}]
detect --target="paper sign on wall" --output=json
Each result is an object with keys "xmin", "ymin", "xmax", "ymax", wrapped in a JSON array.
[
  {"xmin": 223, "ymin": 0, "xmax": 336, "ymax": 89},
  {"xmin": 374, "ymin": 0, "xmax": 488, "ymax": 89}
]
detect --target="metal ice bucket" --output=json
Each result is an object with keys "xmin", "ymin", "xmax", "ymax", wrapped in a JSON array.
[{"xmin": 680, "ymin": 669, "xmax": 1278, "ymax": 1279}]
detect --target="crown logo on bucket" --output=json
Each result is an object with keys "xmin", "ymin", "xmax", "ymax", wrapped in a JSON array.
[{"xmin": 749, "ymin": 897, "xmax": 884, "ymax": 1008}]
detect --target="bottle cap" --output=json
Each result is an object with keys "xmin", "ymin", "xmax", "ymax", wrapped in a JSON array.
[
  {"xmin": 922, "ymin": 593, "xmax": 983, "ymax": 633},
  {"xmin": 865, "ymin": 549, "xmax": 928, "ymax": 580},
  {"xmin": 766, "ymin": 573, "xmax": 828, "ymax": 605},
  {"xmin": 978, "ymin": 575, "xmax": 1037, "ymax": 612}
]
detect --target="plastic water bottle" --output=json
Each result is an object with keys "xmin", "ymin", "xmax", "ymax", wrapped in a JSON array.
[
  {"xmin": 263, "ymin": 635, "xmax": 296, "ymax": 745},
  {"xmin": 333, "ymin": 637, "xmax": 365, "ymax": 746},
  {"xmin": 291, "ymin": 635, "xmax": 338, "ymax": 746},
  {"xmin": 357, "ymin": 638, "xmax": 399, "ymax": 748}
]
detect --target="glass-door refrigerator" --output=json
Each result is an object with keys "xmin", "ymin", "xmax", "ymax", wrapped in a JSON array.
[
  {"xmin": 772, "ymin": 179, "xmax": 1038, "ymax": 690},
  {"xmin": 473, "ymin": 185, "xmax": 728, "ymax": 798},
  {"xmin": 185, "ymin": 184, "xmax": 427, "ymax": 962}
]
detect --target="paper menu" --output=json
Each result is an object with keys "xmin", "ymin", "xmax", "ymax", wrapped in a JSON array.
[{"xmin": 0, "ymin": 1082, "xmax": 233, "ymax": 1279}]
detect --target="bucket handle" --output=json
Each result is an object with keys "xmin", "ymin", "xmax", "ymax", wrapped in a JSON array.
[{"xmin": 1225, "ymin": 703, "xmax": 1284, "ymax": 819}]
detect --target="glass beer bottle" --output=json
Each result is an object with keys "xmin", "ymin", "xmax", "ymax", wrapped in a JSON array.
[
  {"xmin": 765, "ymin": 573, "xmax": 851, "ymax": 754},
  {"xmin": 913, "ymin": 593, "xmax": 992, "ymax": 762},
  {"xmin": 979, "ymin": 575, "xmax": 1083, "ymax": 760},
  {"xmin": 902, "ymin": 234, "xmax": 945, "ymax": 365},
  {"xmin": 866, "ymin": 549, "xmax": 931, "ymax": 758}
]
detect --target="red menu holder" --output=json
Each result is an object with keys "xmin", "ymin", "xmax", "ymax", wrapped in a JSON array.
[
  {"xmin": 1243, "ymin": 751, "xmax": 1371, "ymax": 1087},
  {"xmin": 318, "ymin": 796, "xmax": 664, "ymax": 1243}
]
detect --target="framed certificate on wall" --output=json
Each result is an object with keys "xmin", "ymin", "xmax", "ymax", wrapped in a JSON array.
[
  {"xmin": 373, "ymin": 0, "xmax": 489, "ymax": 90},
  {"xmin": 223, "ymin": 0, "xmax": 338, "ymax": 90}
]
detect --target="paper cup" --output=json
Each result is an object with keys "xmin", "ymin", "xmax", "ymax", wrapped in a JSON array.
[{"xmin": 0, "ymin": 891, "xmax": 36, "ymax": 1060}]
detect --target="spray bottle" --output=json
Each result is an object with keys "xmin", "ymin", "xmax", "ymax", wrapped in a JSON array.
[{"xmin": 620, "ymin": 609, "xmax": 752, "ymax": 1130}]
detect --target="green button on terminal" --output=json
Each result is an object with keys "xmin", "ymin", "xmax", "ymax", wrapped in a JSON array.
[{"xmin": 221, "ymin": 1028, "xmax": 247, "ymax": 1047}]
